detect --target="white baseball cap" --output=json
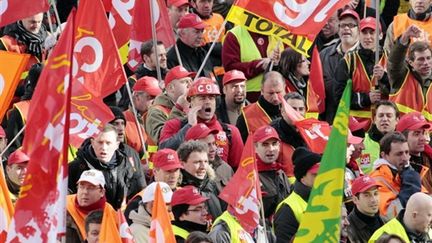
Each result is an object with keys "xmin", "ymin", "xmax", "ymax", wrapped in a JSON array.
[
  {"xmin": 77, "ymin": 169, "xmax": 106, "ymax": 188},
  {"xmin": 142, "ymin": 182, "xmax": 173, "ymax": 203}
]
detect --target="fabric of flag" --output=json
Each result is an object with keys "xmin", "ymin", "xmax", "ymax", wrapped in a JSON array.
[
  {"xmin": 218, "ymin": 136, "xmax": 261, "ymax": 233},
  {"xmin": 225, "ymin": 0, "xmax": 349, "ymax": 55},
  {"xmin": 98, "ymin": 204, "xmax": 135, "ymax": 243},
  {"xmin": 0, "ymin": 0, "xmax": 49, "ymax": 27},
  {"xmin": 128, "ymin": 0, "xmax": 175, "ymax": 71},
  {"xmin": 0, "ymin": 51, "xmax": 29, "ymax": 121},
  {"xmin": 308, "ymin": 45, "xmax": 325, "ymax": 114},
  {"xmin": 149, "ymin": 184, "xmax": 176, "ymax": 243},
  {"xmin": 6, "ymin": 11, "xmax": 75, "ymax": 243},
  {"xmin": 293, "ymin": 80, "xmax": 353, "ymax": 243},
  {"xmin": 0, "ymin": 166, "xmax": 14, "ymax": 242}
]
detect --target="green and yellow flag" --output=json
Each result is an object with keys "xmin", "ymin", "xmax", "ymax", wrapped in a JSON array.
[{"xmin": 293, "ymin": 80, "xmax": 352, "ymax": 243}]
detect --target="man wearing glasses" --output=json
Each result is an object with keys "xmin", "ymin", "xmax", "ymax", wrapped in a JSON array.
[{"xmin": 170, "ymin": 186, "xmax": 210, "ymax": 242}]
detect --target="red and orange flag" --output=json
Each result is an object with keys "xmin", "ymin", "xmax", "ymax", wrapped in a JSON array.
[
  {"xmin": 149, "ymin": 184, "xmax": 176, "ymax": 243},
  {"xmin": 99, "ymin": 205, "xmax": 135, "ymax": 243},
  {"xmin": 0, "ymin": 51, "xmax": 29, "ymax": 121},
  {"xmin": 0, "ymin": 166, "xmax": 14, "ymax": 242}
]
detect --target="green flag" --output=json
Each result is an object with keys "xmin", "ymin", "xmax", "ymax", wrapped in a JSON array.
[{"xmin": 293, "ymin": 80, "xmax": 352, "ymax": 243}]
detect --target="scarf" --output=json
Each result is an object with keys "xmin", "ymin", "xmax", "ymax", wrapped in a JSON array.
[
  {"xmin": 256, "ymin": 156, "xmax": 283, "ymax": 172},
  {"xmin": 75, "ymin": 195, "xmax": 106, "ymax": 215},
  {"xmin": 5, "ymin": 21, "xmax": 47, "ymax": 60}
]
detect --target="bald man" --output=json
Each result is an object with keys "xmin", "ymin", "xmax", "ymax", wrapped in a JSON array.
[{"xmin": 369, "ymin": 192, "xmax": 432, "ymax": 242}]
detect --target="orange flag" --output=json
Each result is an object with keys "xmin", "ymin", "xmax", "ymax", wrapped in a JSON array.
[
  {"xmin": 149, "ymin": 184, "xmax": 176, "ymax": 243},
  {"xmin": 0, "ymin": 166, "xmax": 14, "ymax": 242},
  {"xmin": 99, "ymin": 205, "xmax": 135, "ymax": 243},
  {"xmin": 0, "ymin": 51, "xmax": 29, "ymax": 120}
]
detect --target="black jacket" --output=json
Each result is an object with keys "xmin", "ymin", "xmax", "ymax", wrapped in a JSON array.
[
  {"xmin": 347, "ymin": 207, "xmax": 385, "ymax": 243},
  {"xmin": 180, "ymin": 170, "xmax": 225, "ymax": 220},
  {"xmin": 273, "ymin": 181, "xmax": 311, "ymax": 243},
  {"xmin": 68, "ymin": 139, "xmax": 145, "ymax": 210},
  {"xmin": 270, "ymin": 117, "xmax": 307, "ymax": 148},
  {"xmin": 236, "ymin": 96, "xmax": 281, "ymax": 143},
  {"xmin": 259, "ymin": 169, "xmax": 291, "ymax": 219}
]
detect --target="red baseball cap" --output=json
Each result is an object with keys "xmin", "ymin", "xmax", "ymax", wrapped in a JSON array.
[
  {"xmin": 396, "ymin": 112, "xmax": 432, "ymax": 132},
  {"xmin": 165, "ymin": 66, "xmax": 195, "ymax": 87},
  {"xmin": 185, "ymin": 124, "xmax": 219, "ymax": 141},
  {"xmin": 351, "ymin": 175, "xmax": 380, "ymax": 195},
  {"xmin": 177, "ymin": 13, "xmax": 207, "ymax": 30},
  {"xmin": 348, "ymin": 130, "xmax": 363, "ymax": 144},
  {"xmin": 8, "ymin": 149, "xmax": 30, "ymax": 165},
  {"xmin": 307, "ymin": 163, "xmax": 320, "ymax": 174},
  {"xmin": 339, "ymin": 9, "xmax": 360, "ymax": 22},
  {"xmin": 360, "ymin": 17, "xmax": 381, "ymax": 31},
  {"xmin": 253, "ymin": 125, "xmax": 280, "ymax": 143},
  {"xmin": 133, "ymin": 76, "xmax": 162, "ymax": 97},
  {"xmin": 222, "ymin": 70, "xmax": 246, "ymax": 86},
  {"xmin": 187, "ymin": 77, "xmax": 220, "ymax": 97},
  {"xmin": 153, "ymin": 149, "xmax": 183, "ymax": 171},
  {"xmin": 0, "ymin": 126, "xmax": 5, "ymax": 138},
  {"xmin": 171, "ymin": 185, "xmax": 208, "ymax": 207},
  {"xmin": 349, "ymin": 116, "xmax": 369, "ymax": 132},
  {"xmin": 168, "ymin": 0, "xmax": 189, "ymax": 7}
]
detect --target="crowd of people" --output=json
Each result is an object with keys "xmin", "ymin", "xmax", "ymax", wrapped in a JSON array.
[{"xmin": 2, "ymin": 0, "xmax": 432, "ymax": 242}]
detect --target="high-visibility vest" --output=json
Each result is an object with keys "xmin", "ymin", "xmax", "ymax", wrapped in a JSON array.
[
  {"xmin": 393, "ymin": 13, "xmax": 432, "ymax": 44},
  {"xmin": 368, "ymin": 218, "xmax": 410, "ymax": 243},
  {"xmin": 275, "ymin": 191, "xmax": 307, "ymax": 223},
  {"xmin": 172, "ymin": 225, "xmax": 189, "ymax": 239},
  {"xmin": 242, "ymin": 102, "xmax": 271, "ymax": 135},
  {"xmin": 285, "ymin": 78, "xmax": 320, "ymax": 119},
  {"xmin": 229, "ymin": 26, "xmax": 282, "ymax": 92},
  {"xmin": 202, "ymin": 13, "xmax": 225, "ymax": 44},
  {"xmin": 361, "ymin": 133, "xmax": 379, "ymax": 174},
  {"xmin": 389, "ymin": 71, "xmax": 432, "ymax": 120},
  {"xmin": 13, "ymin": 100, "xmax": 30, "ymax": 124},
  {"xmin": 212, "ymin": 211, "xmax": 253, "ymax": 243}
]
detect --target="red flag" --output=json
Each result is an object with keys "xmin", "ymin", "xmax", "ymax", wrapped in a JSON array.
[
  {"xmin": 295, "ymin": 118, "xmax": 331, "ymax": 154},
  {"xmin": 218, "ymin": 136, "xmax": 261, "ymax": 233},
  {"xmin": 0, "ymin": 0, "xmax": 49, "ymax": 27},
  {"xmin": 149, "ymin": 184, "xmax": 176, "ymax": 243},
  {"xmin": 0, "ymin": 51, "xmax": 29, "ymax": 121},
  {"xmin": 308, "ymin": 45, "xmax": 326, "ymax": 113},
  {"xmin": 118, "ymin": 210, "xmax": 135, "ymax": 243},
  {"xmin": 6, "ymin": 11, "xmax": 75, "ymax": 243},
  {"xmin": 0, "ymin": 166, "xmax": 14, "ymax": 242},
  {"xmin": 128, "ymin": 0, "xmax": 175, "ymax": 70}
]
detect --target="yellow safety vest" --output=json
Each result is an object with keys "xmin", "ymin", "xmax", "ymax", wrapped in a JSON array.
[
  {"xmin": 275, "ymin": 191, "xmax": 307, "ymax": 223},
  {"xmin": 361, "ymin": 133, "xmax": 380, "ymax": 174},
  {"xmin": 368, "ymin": 218, "xmax": 410, "ymax": 243},
  {"xmin": 172, "ymin": 225, "xmax": 189, "ymax": 239},
  {"xmin": 229, "ymin": 26, "xmax": 282, "ymax": 92},
  {"xmin": 212, "ymin": 211, "xmax": 250, "ymax": 243}
]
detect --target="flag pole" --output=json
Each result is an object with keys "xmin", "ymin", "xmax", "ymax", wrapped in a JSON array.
[
  {"xmin": 149, "ymin": 0, "xmax": 163, "ymax": 84},
  {"xmin": 0, "ymin": 125, "xmax": 25, "ymax": 159},
  {"xmin": 125, "ymin": 81, "xmax": 149, "ymax": 165},
  {"xmin": 268, "ymin": 40, "xmax": 281, "ymax": 71},
  {"xmin": 194, "ymin": 19, "xmax": 227, "ymax": 80},
  {"xmin": 375, "ymin": 0, "xmax": 380, "ymax": 66},
  {"xmin": 50, "ymin": 0, "xmax": 63, "ymax": 32}
]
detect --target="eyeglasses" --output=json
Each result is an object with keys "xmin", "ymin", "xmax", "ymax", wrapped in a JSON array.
[
  {"xmin": 187, "ymin": 206, "xmax": 208, "ymax": 213},
  {"xmin": 339, "ymin": 23, "xmax": 358, "ymax": 29}
]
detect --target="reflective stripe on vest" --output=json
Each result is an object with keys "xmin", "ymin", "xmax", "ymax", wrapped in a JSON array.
[
  {"xmin": 212, "ymin": 211, "xmax": 249, "ymax": 243},
  {"xmin": 14, "ymin": 100, "xmax": 30, "ymax": 124},
  {"xmin": 172, "ymin": 225, "xmax": 189, "ymax": 239},
  {"xmin": 275, "ymin": 191, "xmax": 307, "ymax": 223},
  {"xmin": 229, "ymin": 26, "xmax": 282, "ymax": 92},
  {"xmin": 368, "ymin": 218, "xmax": 410, "ymax": 243}
]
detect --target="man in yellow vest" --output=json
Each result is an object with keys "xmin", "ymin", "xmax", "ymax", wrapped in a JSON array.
[
  {"xmin": 236, "ymin": 71, "xmax": 286, "ymax": 142},
  {"xmin": 273, "ymin": 147, "xmax": 321, "ymax": 243},
  {"xmin": 170, "ymin": 185, "xmax": 209, "ymax": 242},
  {"xmin": 384, "ymin": 0, "xmax": 432, "ymax": 53},
  {"xmin": 369, "ymin": 192, "xmax": 432, "ymax": 242},
  {"xmin": 66, "ymin": 169, "xmax": 118, "ymax": 243},
  {"xmin": 5, "ymin": 149, "xmax": 29, "ymax": 204}
]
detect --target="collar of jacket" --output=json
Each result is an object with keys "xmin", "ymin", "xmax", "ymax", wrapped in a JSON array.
[
  {"xmin": 293, "ymin": 181, "xmax": 312, "ymax": 202},
  {"xmin": 368, "ymin": 124, "xmax": 385, "ymax": 143},
  {"xmin": 257, "ymin": 95, "xmax": 281, "ymax": 118}
]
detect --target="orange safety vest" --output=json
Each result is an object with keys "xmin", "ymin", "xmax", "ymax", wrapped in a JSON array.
[
  {"xmin": 285, "ymin": 78, "xmax": 320, "ymax": 119},
  {"xmin": 123, "ymin": 110, "xmax": 147, "ymax": 153},
  {"xmin": 13, "ymin": 100, "xmax": 30, "ymax": 124},
  {"xmin": 389, "ymin": 71, "xmax": 432, "ymax": 120},
  {"xmin": 202, "ymin": 13, "xmax": 225, "ymax": 44},
  {"xmin": 279, "ymin": 142, "xmax": 295, "ymax": 178},
  {"xmin": 347, "ymin": 52, "xmax": 387, "ymax": 127},
  {"xmin": 393, "ymin": 14, "xmax": 432, "ymax": 44},
  {"xmin": 242, "ymin": 102, "xmax": 272, "ymax": 135}
]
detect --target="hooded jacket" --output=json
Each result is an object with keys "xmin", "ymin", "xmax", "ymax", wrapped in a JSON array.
[{"xmin": 129, "ymin": 204, "xmax": 152, "ymax": 243}]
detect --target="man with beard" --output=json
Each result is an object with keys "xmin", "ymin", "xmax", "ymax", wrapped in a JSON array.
[
  {"xmin": 185, "ymin": 123, "xmax": 233, "ymax": 191},
  {"xmin": 159, "ymin": 77, "xmax": 243, "ymax": 168},
  {"xmin": 236, "ymin": 71, "xmax": 285, "ymax": 143},
  {"xmin": 177, "ymin": 141, "xmax": 224, "ymax": 221},
  {"xmin": 68, "ymin": 124, "xmax": 144, "ymax": 210},
  {"xmin": 396, "ymin": 112, "xmax": 432, "ymax": 193},
  {"xmin": 5, "ymin": 149, "xmax": 29, "ymax": 204},
  {"xmin": 216, "ymin": 69, "xmax": 247, "ymax": 125},
  {"xmin": 362, "ymin": 100, "xmax": 399, "ymax": 174},
  {"xmin": 347, "ymin": 176, "xmax": 385, "ymax": 243},
  {"xmin": 171, "ymin": 185, "xmax": 210, "ymax": 242}
]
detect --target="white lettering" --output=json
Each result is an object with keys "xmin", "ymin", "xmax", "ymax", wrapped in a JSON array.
[
  {"xmin": 69, "ymin": 113, "xmax": 101, "ymax": 139},
  {"xmin": 73, "ymin": 37, "xmax": 103, "ymax": 74},
  {"xmin": 111, "ymin": 0, "xmax": 135, "ymax": 25}
]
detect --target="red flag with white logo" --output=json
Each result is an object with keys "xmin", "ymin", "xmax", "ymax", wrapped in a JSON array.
[
  {"xmin": 295, "ymin": 118, "xmax": 331, "ymax": 154},
  {"xmin": 6, "ymin": 11, "xmax": 75, "ymax": 243},
  {"xmin": 128, "ymin": 0, "xmax": 175, "ymax": 71},
  {"xmin": 0, "ymin": 0, "xmax": 49, "ymax": 27},
  {"xmin": 218, "ymin": 136, "xmax": 261, "ymax": 233}
]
